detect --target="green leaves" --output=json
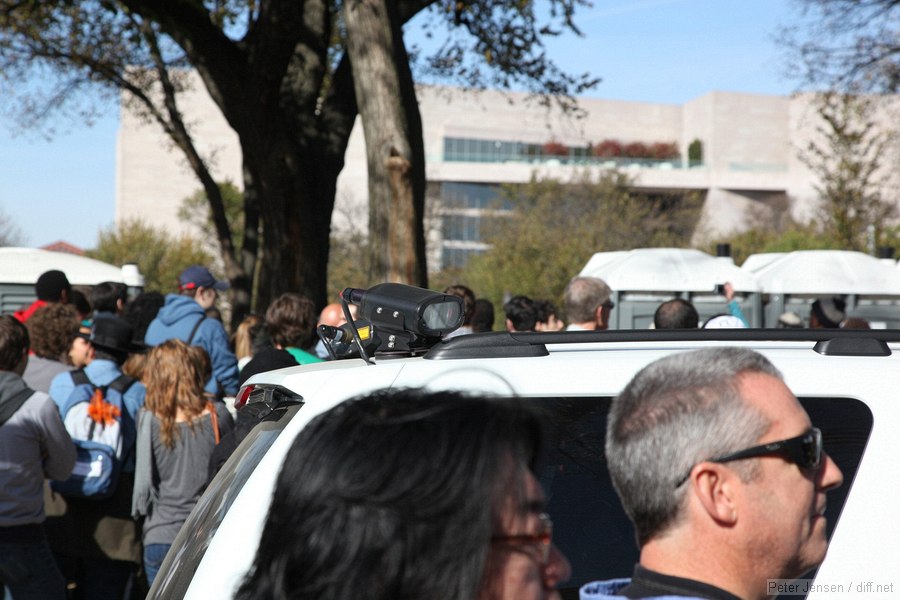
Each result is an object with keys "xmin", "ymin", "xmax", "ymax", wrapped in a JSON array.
[{"xmin": 451, "ymin": 171, "xmax": 702, "ymax": 318}]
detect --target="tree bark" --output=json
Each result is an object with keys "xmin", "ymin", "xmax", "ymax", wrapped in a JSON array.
[
  {"xmin": 120, "ymin": 0, "xmax": 356, "ymax": 310},
  {"xmin": 344, "ymin": 0, "xmax": 428, "ymax": 287}
]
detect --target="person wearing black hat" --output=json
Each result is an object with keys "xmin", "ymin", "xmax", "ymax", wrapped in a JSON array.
[
  {"xmin": 144, "ymin": 265, "xmax": 239, "ymax": 398},
  {"xmin": 13, "ymin": 269, "xmax": 72, "ymax": 323},
  {"xmin": 46, "ymin": 316, "xmax": 148, "ymax": 600}
]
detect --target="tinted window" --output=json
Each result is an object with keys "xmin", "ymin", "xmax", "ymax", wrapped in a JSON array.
[
  {"xmin": 534, "ymin": 396, "xmax": 872, "ymax": 600},
  {"xmin": 150, "ymin": 394, "xmax": 873, "ymax": 600}
]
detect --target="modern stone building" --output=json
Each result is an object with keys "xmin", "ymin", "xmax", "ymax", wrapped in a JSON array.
[{"xmin": 116, "ymin": 75, "xmax": 899, "ymax": 271}]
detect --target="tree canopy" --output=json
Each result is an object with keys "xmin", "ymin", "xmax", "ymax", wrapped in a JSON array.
[
  {"xmin": 799, "ymin": 92, "xmax": 898, "ymax": 251},
  {"xmin": 783, "ymin": 0, "xmax": 900, "ymax": 92},
  {"xmin": 87, "ymin": 218, "xmax": 212, "ymax": 293},
  {"xmin": 0, "ymin": 0, "xmax": 598, "ymax": 324},
  {"xmin": 0, "ymin": 208, "xmax": 24, "ymax": 247}
]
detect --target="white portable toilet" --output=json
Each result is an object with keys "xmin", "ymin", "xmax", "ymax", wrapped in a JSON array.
[
  {"xmin": 742, "ymin": 250, "xmax": 900, "ymax": 328},
  {"xmin": 578, "ymin": 248, "xmax": 761, "ymax": 329},
  {"xmin": 0, "ymin": 247, "xmax": 144, "ymax": 314}
]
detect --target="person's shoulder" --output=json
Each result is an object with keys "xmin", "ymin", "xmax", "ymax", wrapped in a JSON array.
[
  {"xmin": 49, "ymin": 367, "xmax": 75, "ymax": 387},
  {"xmin": 287, "ymin": 347, "xmax": 322, "ymax": 365},
  {"xmin": 580, "ymin": 578, "xmax": 632, "ymax": 599},
  {"xmin": 24, "ymin": 389, "xmax": 64, "ymax": 423},
  {"xmin": 48, "ymin": 369, "xmax": 77, "ymax": 404},
  {"xmin": 121, "ymin": 377, "xmax": 146, "ymax": 398},
  {"xmin": 197, "ymin": 315, "xmax": 231, "ymax": 344}
]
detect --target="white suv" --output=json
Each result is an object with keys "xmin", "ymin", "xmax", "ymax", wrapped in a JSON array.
[{"xmin": 149, "ymin": 325, "xmax": 895, "ymax": 599}]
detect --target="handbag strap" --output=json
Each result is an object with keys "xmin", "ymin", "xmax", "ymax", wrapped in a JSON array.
[{"xmin": 206, "ymin": 402, "xmax": 220, "ymax": 445}]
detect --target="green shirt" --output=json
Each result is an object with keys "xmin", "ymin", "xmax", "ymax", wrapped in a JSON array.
[{"xmin": 285, "ymin": 347, "xmax": 323, "ymax": 365}]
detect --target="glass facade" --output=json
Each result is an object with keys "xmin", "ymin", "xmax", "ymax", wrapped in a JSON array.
[
  {"xmin": 442, "ymin": 136, "xmax": 686, "ymax": 167},
  {"xmin": 440, "ymin": 182, "xmax": 511, "ymax": 211},
  {"xmin": 437, "ymin": 182, "xmax": 508, "ymax": 270},
  {"xmin": 443, "ymin": 137, "xmax": 524, "ymax": 163},
  {"xmin": 441, "ymin": 246, "xmax": 487, "ymax": 269}
]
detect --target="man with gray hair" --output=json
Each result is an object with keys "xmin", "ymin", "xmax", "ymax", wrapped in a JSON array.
[
  {"xmin": 564, "ymin": 276, "xmax": 613, "ymax": 331},
  {"xmin": 581, "ymin": 347, "xmax": 844, "ymax": 600}
]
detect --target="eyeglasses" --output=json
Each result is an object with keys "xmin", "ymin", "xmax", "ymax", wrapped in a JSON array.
[
  {"xmin": 603, "ymin": 300, "xmax": 615, "ymax": 311},
  {"xmin": 490, "ymin": 513, "xmax": 553, "ymax": 565},
  {"xmin": 675, "ymin": 427, "xmax": 823, "ymax": 488}
]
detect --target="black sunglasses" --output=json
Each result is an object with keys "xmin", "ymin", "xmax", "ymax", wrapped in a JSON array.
[{"xmin": 675, "ymin": 427, "xmax": 823, "ymax": 488}]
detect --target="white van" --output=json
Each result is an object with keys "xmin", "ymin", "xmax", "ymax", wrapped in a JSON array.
[{"xmin": 0, "ymin": 247, "xmax": 143, "ymax": 314}]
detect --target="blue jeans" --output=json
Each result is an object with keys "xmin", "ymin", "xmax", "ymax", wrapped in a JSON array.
[
  {"xmin": 0, "ymin": 534, "xmax": 66, "ymax": 600},
  {"xmin": 143, "ymin": 543, "xmax": 171, "ymax": 587}
]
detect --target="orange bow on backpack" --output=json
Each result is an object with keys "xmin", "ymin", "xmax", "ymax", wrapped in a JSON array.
[{"xmin": 87, "ymin": 388, "xmax": 121, "ymax": 427}]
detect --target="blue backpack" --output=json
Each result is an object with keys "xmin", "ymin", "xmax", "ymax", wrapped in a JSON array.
[{"xmin": 51, "ymin": 369, "xmax": 136, "ymax": 499}]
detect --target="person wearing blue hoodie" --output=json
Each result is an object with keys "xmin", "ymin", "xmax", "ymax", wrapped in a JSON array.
[
  {"xmin": 144, "ymin": 266, "xmax": 239, "ymax": 397},
  {"xmin": 581, "ymin": 348, "xmax": 844, "ymax": 600}
]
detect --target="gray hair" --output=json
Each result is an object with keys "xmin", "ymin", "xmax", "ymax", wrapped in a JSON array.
[
  {"xmin": 564, "ymin": 277, "xmax": 612, "ymax": 323},
  {"xmin": 606, "ymin": 347, "xmax": 779, "ymax": 545}
]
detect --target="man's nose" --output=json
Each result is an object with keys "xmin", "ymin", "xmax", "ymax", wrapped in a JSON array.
[{"xmin": 819, "ymin": 452, "xmax": 843, "ymax": 491}]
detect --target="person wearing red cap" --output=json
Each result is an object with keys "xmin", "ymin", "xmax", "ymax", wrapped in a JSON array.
[{"xmin": 143, "ymin": 266, "xmax": 239, "ymax": 398}]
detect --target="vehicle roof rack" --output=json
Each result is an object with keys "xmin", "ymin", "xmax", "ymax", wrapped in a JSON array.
[{"xmin": 424, "ymin": 328, "xmax": 900, "ymax": 360}]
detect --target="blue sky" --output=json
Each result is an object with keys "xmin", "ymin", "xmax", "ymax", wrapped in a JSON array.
[{"xmin": 0, "ymin": 0, "xmax": 804, "ymax": 250}]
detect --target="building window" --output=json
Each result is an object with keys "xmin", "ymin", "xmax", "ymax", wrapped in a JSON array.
[{"xmin": 436, "ymin": 182, "xmax": 511, "ymax": 270}]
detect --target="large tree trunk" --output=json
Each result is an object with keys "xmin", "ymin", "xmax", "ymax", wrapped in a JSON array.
[
  {"xmin": 242, "ymin": 56, "xmax": 358, "ymax": 310},
  {"xmin": 119, "ymin": 0, "xmax": 427, "ymax": 308},
  {"xmin": 344, "ymin": 0, "xmax": 428, "ymax": 286}
]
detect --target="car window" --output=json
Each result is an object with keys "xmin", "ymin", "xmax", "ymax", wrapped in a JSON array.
[
  {"xmin": 150, "ymin": 404, "xmax": 302, "ymax": 599},
  {"xmin": 149, "ymin": 393, "xmax": 873, "ymax": 600},
  {"xmin": 533, "ymin": 396, "xmax": 873, "ymax": 600}
]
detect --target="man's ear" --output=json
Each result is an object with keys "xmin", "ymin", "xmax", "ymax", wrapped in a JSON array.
[
  {"xmin": 595, "ymin": 304, "xmax": 606, "ymax": 328},
  {"xmin": 689, "ymin": 463, "xmax": 739, "ymax": 526}
]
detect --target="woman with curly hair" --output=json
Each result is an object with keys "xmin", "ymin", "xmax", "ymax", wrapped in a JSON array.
[
  {"xmin": 23, "ymin": 303, "xmax": 80, "ymax": 391},
  {"xmin": 132, "ymin": 339, "xmax": 234, "ymax": 585}
]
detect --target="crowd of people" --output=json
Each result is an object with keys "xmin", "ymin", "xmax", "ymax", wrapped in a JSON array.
[
  {"xmin": 0, "ymin": 264, "xmax": 349, "ymax": 599},
  {"xmin": 447, "ymin": 278, "xmax": 868, "ymax": 333},
  {"xmin": 0, "ymin": 266, "xmax": 854, "ymax": 599}
]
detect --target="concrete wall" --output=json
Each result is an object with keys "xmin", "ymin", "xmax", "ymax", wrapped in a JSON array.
[
  {"xmin": 115, "ymin": 79, "xmax": 900, "ymax": 268},
  {"xmin": 116, "ymin": 71, "xmax": 242, "ymax": 238}
]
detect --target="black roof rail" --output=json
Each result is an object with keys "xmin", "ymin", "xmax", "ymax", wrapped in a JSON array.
[
  {"xmin": 425, "ymin": 328, "xmax": 900, "ymax": 360},
  {"xmin": 812, "ymin": 337, "xmax": 891, "ymax": 357},
  {"xmin": 425, "ymin": 332, "xmax": 549, "ymax": 360}
]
